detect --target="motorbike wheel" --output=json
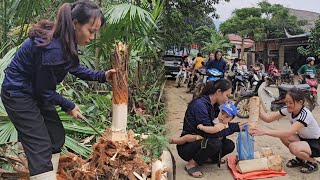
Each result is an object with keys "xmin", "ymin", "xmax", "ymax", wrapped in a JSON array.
[
  {"xmin": 192, "ymin": 82, "xmax": 205, "ymax": 100},
  {"xmin": 235, "ymin": 96, "xmax": 250, "ymax": 118}
]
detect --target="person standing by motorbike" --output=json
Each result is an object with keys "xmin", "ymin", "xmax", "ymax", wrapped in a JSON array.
[
  {"xmin": 231, "ymin": 58, "xmax": 240, "ymax": 72},
  {"xmin": 187, "ymin": 54, "xmax": 204, "ymax": 93},
  {"xmin": 176, "ymin": 56, "xmax": 189, "ymax": 85},
  {"xmin": 205, "ymin": 52, "xmax": 215, "ymax": 67},
  {"xmin": 283, "ymin": 62, "xmax": 290, "ymax": 72},
  {"xmin": 298, "ymin": 57, "xmax": 317, "ymax": 83},
  {"xmin": 282, "ymin": 62, "xmax": 294, "ymax": 84},
  {"xmin": 239, "ymin": 59, "xmax": 248, "ymax": 71},
  {"xmin": 194, "ymin": 53, "xmax": 204, "ymax": 70},
  {"xmin": 298, "ymin": 57, "xmax": 318, "ymax": 105},
  {"xmin": 268, "ymin": 61, "xmax": 276, "ymax": 74},
  {"xmin": 206, "ymin": 50, "xmax": 227, "ymax": 74}
]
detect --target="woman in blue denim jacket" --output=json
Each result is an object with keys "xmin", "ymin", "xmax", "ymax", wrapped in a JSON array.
[{"xmin": 1, "ymin": 0, "xmax": 115, "ymax": 179}]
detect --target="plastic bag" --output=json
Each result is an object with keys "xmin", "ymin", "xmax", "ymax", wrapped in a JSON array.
[{"xmin": 237, "ymin": 124, "xmax": 254, "ymax": 160}]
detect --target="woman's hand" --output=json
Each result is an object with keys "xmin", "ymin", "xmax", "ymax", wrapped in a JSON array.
[
  {"xmin": 68, "ymin": 105, "xmax": 82, "ymax": 119},
  {"xmin": 239, "ymin": 122, "xmax": 248, "ymax": 130},
  {"xmin": 250, "ymin": 127, "xmax": 267, "ymax": 136},
  {"xmin": 105, "ymin": 69, "xmax": 116, "ymax": 81}
]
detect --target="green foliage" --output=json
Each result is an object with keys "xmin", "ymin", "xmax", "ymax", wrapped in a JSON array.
[
  {"xmin": 220, "ymin": 7, "xmax": 264, "ymax": 41},
  {"xmin": 0, "ymin": 0, "xmax": 64, "ymax": 55},
  {"xmin": 142, "ymin": 134, "xmax": 168, "ymax": 161},
  {"xmin": 0, "ymin": 0, "xmax": 168, "ymax": 168},
  {"xmin": 258, "ymin": 1, "xmax": 305, "ymax": 38},
  {"xmin": 161, "ymin": 0, "xmax": 228, "ymax": 48},
  {"xmin": 194, "ymin": 25, "xmax": 216, "ymax": 48},
  {"xmin": 220, "ymin": 1, "xmax": 305, "ymax": 40},
  {"xmin": 201, "ymin": 32, "xmax": 232, "ymax": 55},
  {"xmin": 298, "ymin": 18, "xmax": 320, "ymax": 56},
  {"xmin": 64, "ymin": 135, "xmax": 93, "ymax": 158},
  {"xmin": 0, "ymin": 120, "xmax": 17, "ymax": 144}
]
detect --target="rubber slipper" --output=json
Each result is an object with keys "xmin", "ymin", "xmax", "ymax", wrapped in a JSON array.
[{"xmin": 184, "ymin": 166, "xmax": 203, "ymax": 178}]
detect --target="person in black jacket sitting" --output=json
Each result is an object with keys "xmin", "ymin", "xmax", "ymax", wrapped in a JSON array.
[{"xmin": 176, "ymin": 79, "xmax": 243, "ymax": 178}]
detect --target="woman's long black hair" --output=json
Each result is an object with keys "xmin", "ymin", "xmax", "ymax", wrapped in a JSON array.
[
  {"xmin": 215, "ymin": 50, "xmax": 223, "ymax": 60},
  {"xmin": 189, "ymin": 79, "xmax": 232, "ymax": 105},
  {"xmin": 29, "ymin": 0, "xmax": 105, "ymax": 66}
]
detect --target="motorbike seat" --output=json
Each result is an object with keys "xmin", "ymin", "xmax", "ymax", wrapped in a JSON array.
[{"xmin": 278, "ymin": 84, "xmax": 310, "ymax": 91}]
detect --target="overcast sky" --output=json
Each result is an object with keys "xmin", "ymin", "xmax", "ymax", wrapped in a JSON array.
[{"xmin": 215, "ymin": 0, "xmax": 320, "ymax": 21}]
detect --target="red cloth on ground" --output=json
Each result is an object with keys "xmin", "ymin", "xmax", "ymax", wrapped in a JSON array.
[{"xmin": 227, "ymin": 155, "xmax": 287, "ymax": 180}]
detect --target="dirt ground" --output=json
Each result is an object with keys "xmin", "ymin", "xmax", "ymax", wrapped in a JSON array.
[{"xmin": 164, "ymin": 79, "xmax": 320, "ymax": 180}]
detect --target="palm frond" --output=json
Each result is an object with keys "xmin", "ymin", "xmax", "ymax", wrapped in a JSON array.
[
  {"xmin": 105, "ymin": 3, "xmax": 154, "ymax": 26},
  {"xmin": 0, "ymin": 46, "xmax": 19, "ymax": 116},
  {"xmin": 64, "ymin": 135, "xmax": 93, "ymax": 158},
  {"xmin": 0, "ymin": 120, "xmax": 17, "ymax": 145}
]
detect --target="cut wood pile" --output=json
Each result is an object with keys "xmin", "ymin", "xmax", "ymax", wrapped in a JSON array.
[
  {"xmin": 57, "ymin": 129, "xmax": 150, "ymax": 180},
  {"xmin": 0, "ymin": 143, "xmax": 29, "ymax": 179},
  {"xmin": 0, "ymin": 129, "xmax": 172, "ymax": 180},
  {"xmin": 236, "ymin": 97, "xmax": 283, "ymax": 174},
  {"xmin": 236, "ymin": 148, "xmax": 283, "ymax": 173}
]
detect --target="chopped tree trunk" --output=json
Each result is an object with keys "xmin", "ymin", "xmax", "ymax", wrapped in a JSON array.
[
  {"xmin": 112, "ymin": 42, "xmax": 129, "ymax": 142},
  {"xmin": 249, "ymin": 96, "xmax": 260, "ymax": 122},
  {"xmin": 248, "ymin": 96, "xmax": 260, "ymax": 131},
  {"xmin": 152, "ymin": 160, "xmax": 164, "ymax": 180},
  {"xmin": 236, "ymin": 155, "xmax": 282, "ymax": 173}
]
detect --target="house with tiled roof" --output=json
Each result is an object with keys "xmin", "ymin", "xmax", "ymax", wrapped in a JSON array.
[
  {"xmin": 254, "ymin": 8, "xmax": 320, "ymax": 72},
  {"xmin": 226, "ymin": 34, "xmax": 255, "ymax": 64}
]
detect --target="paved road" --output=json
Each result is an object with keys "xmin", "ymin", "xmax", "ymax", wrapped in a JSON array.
[{"xmin": 164, "ymin": 80, "xmax": 320, "ymax": 180}]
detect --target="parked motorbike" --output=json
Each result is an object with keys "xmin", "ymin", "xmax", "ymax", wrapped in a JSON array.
[
  {"xmin": 233, "ymin": 70, "xmax": 250, "ymax": 100},
  {"xmin": 301, "ymin": 73, "xmax": 318, "ymax": 105},
  {"xmin": 250, "ymin": 71, "xmax": 260, "ymax": 90},
  {"xmin": 266, "ymin": 68, "xmax": 281, "ymax": 86},
  {"xmin": 192, "ymin": 68, "xmax": 223, "ymax": 99},
  {"xmin": 234, "ymin": 77, "xmax": 265, "ymax": 118},
  {"xmin": 235, "ymin": 81, "xmax": 315, "ymax": 118},
  {"xmin": 269, "ymin": 84, "xmax": 315, "ymax": 112},
  {"xmin": 176, "ymin": 68, "xmax": 187, "ymax": 88},
  {"xmin": 281, "ymin": 69, "xmax": 294, "ymax": 85}
]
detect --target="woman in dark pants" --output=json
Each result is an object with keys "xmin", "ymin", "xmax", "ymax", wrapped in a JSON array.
[
  {"xmin": 177, "ymin": 79, "xmax": 242, "ymax": 178},
  {"xmin": 1, "ymin": 0, "xmax": 115, "ymax": 179}
]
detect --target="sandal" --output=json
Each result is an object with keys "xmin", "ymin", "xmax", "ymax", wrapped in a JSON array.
[
  {"xmin": 300, "ymin": 161, "xmax": 319, "ymax": 174},
  {"xmin": 184, "ymin": 166, "xmax": 203, "ymax": 178},
  {"xmin": 286, "ymin": 158, "xmax": 304, "ymax": 168}
]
